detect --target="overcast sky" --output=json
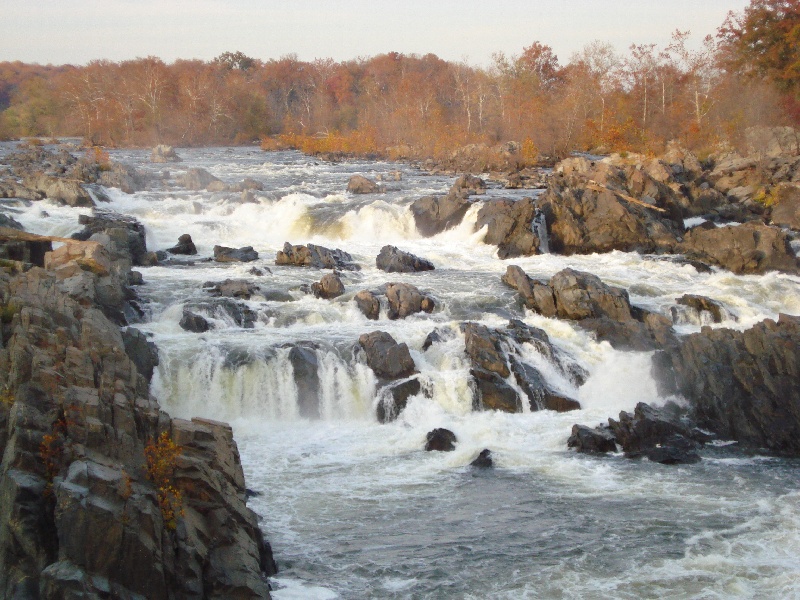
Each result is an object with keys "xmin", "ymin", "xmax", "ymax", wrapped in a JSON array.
[{"xmin": 1, "ymin": 0, "xmax": 749, "ymax": 67}]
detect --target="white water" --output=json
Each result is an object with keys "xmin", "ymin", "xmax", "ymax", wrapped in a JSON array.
[{"xmin": 3, "ymin": 145, "xmax": 799, "ymax": 599}]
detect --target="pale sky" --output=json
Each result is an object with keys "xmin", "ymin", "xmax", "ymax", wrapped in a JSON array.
[{"xmin": 1, "ymin": 0, "xmax": 749, "ymax": 66}]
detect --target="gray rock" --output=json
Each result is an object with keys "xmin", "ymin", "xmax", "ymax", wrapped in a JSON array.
[
  {"xmin": 165, "ymin": 234, "xmax": 197, "ymax": 255},
  {"xmin": 180, "ymin": 310, "xmax": 211, "ymax": 333},
  {"xmin": 358, "ymin": 331, "xmax": 416, "ymax": 380},
  {"xmin": 150, "ymin": 145, "xmax": 182, "ymax": 163},
  {"xmin": 347, "ymin": 174, "xmax": 383, "ymax": 194},
  {"xmin": 275, "ymin": 242, "xmax": 359, "ymax": 270},
  {"xmin": 376, "ymin": 245, "xmax": 434, "ymax": 273},
  {"xmin": 178, "ymin": 167, "xmax": 222, "ymax": 191},
  {"xmin": 213, "ymin": 245, "xmax": 259, "ymax": 263},
  {"xmin": 410, "ymin": 191, "xmax": 471, "ymax": 236}
]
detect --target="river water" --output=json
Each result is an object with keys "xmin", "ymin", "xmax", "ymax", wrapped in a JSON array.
[{"xmin": 5, "ymin": 146, "xmax": 800, "ymax": 599}]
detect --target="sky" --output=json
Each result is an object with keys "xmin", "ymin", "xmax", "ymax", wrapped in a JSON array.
[{"xmin": 1, "ymin": 0, "xmax": 750, "ymax": 67}]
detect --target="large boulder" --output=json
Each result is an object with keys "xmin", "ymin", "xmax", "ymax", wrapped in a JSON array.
[
  {"xmin": 354, "ymin": 290, "xmax": 380, "ymax": 320},
  {"xmin": 213, "ymin": 245, "xmax": 259, "ymax": 263},
  {"xmin": 769, "ymin": 182, "xmax": 800, "ymax": 230},
  {"xmin": 376, "ymin": 245, "xmax": 434, "ymax": 273},
  {"xmin": 357, "ymin": 331, "xmax": 416, "ymax": 380},
  {"xmin": 653, "ymin": 314, "xmax": 800, "ymax": 456},
  {"xmin": 165, "ymin": 234, "xmax": 197, "ymax": 256},
  {"xmin": 22, "ymin": 173, "xmax": 94, "ymax": 207},
  {"xmin": 204, "ymin": 279, "xmax": 260, "ymax": 300},
  {"xmin": 275, "ymin": 242, "xmax": 359, "ymax": 271},
  {"xmin": 177, "ymin": 167, "xmax": 222, "ymax": 191},
  {"xmin": 410, "ymin": 190, "xmax": 471, "ymax": 236},
  {"xmin": 347, "ymin": 175, "xmax": 383, "ymax": 194},
  {"xmin": 72, "ymin": 211, "xmax": 149, "ymax": 267},
  {"xmin": 311, "ymin": 272, "xmax": 345, "ymax": 299},
  {"xmin": 385, "ymin": 282, "xmax": 435, "ymax": 320},
  {"xmin": 150, "ymin": 145, "xmax": 182, "ymax": 163},
  {"xmin": 288, "ymin": 344, "xmax": 320, "ymax": 419},
  {"xmin": 424, "ymin": 428, "xmax": 457, "ymax": 452},
  {"xmin": 99, "ymin": 162, "xmax": 150, "ymax": 193},
  {"xmin": 680, "ymin": 222, "xmax": 799, "ymax": 275},
  {"xmin": 476, "ymin": 197, "xmax": 543, "ymax": 258}
]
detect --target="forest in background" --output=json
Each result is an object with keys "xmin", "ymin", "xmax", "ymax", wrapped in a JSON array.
[{"xmin": 0, "ymin": 0, "xmax": 798, "ymax": 162}]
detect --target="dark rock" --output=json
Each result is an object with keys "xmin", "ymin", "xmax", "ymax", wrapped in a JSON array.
[
  {"xmin": 72, "ymin": 211, "xmax": 149, "ymax": 266},
  {"xmin": 470, "ymin": 449, "xmax": 493, "ymax": 468},
  {"xmin": 0, "ymin": 214, "xmax": 24, "ymax": 230},
  {"xmin": 422, "ymin": 327, "xmax": 456, "ymax": 351},
  {"xmin": 425, "ymin": 428, "xmax": 457, "ymax": 452},
  {"xmin": 376, "ymin": 377, "xmax": 421, "ymax": 423},
  {"xmin": 275, "ymin": 242, "xmax": 359, "ymax": 271},
  {"xmin": 354, "ymin": 290, "xmax": 380, "ymax": 320},
  {"xmin": 127, "ymin": 271, "xmax": 144, "ymax": 286},
  {"xmin": 165, "ymin": 234, "xmax": 197, "ymax": 255},
  {"xmin": 358, "ymin": 331, "xmax": 416, "ymax": 380},
  {"xmin": 476, "ymin": 197, "xmax": 543, "ymax": 258},
  {"xmin": 680, "ymin": 222, "xmax": 799, "ymax": 275},
  {"xmin": 121, "ymin": 328, "xmax": 159, "ymax": 382},
  {"xmin": 213, "ymin": 245, "xmax": 259, "ymax": 263},
  {"xmin": 673, "ymin": 294, "xmax": 727, "ymax": 324},
  {"xmin": 510, "ymin": 358, "xmax": 581, "ymax": 412},
  {"xmin": 385, "ymin": 282, "xmax": 435, "ymax": 320},
  {"xmin": 376, "ymin": 245, "xmax": 434, "ymax": 273},
  {"xmin": 311, "ymin": 272, "xmax": 345, "ymax": 299},
  {"xmin": 464, "ymin": 323, "xmax": 509, "ymax": 378},
  {"xmin": 289, "ymin": 344, "xmax": 320, "ymax": 419},
  {"xmin": 471, "ymin": 369, "xmax": 520, "ymax": 412},
  {"xmin": 645, "ymin": 435, "xmax": 701, "ymax": 465},
  {"xmin": 347, "ymin": 174, "xmax": 383, "ymax": 194},
  {"xmin": 410, "ymin": 191, "xmax": 471, "ymax": 236},
  {"xmin": 607, "ymin": 402, "xmax": 701, "ymax": 456},
  {"xmin": 177, "ymin": 167, "xmax": 222, "ymax": 190},
  {"xmin": 567, "ymin": 425, "xmax": 617, "ymax": 454},
  {"xmin": 180, "ymin": 310, "xmax": 211, "ymax": 333},
  {"xmin": 653, "ymin": 315, "xmax": 800, "ymax": 456}
]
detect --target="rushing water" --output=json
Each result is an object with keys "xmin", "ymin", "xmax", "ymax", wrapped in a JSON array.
[{"xmin": 4, "ymin": 145, "xmax": 800, "ymax": 599}]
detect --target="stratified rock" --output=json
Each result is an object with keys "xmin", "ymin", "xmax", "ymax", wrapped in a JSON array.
[
  {"xmin": 354, "ymin": 290, "xmax": 380, "ymax": 320},
  {"xmin": 653, "ymin": 314, "xmax": 800, "ymax": 456},
  {"xmin": 165, "ymin": 234, "xmax": 197, "ymax": 255},
  {"xmin": 384, "ymin": 282, "xmax": 435, "ymax": 320},
  {"xmin": 213, "ymin": 245, "xmax": 259, "ymax": 263},
  {"xmin": 425, "ymin": 428, "xmax": 457, "ymax": 452},
  {"xmin": 178, "ymin": 167, "xmax": 222, "ymax": 191},
  {"xmin": 376, "ymin": 245, "xmax": 434, "ymax": 273},
  {"xmin": 180, "ymin": 310, "xmax": 211, "ymax": 333},
  {"xmin": 410, "ymin": 190, "xmax": 471, "ymax": 236},
  {"xmin": 376, "ymin": 377, "xmax": 421, "ymax": 423},
  {"xmin": 358, "ymin": 331, "xmax": 416, "ymax": 380},
  {"xmin": 311, "ymin": 272, "xmax": 345, "ymax": 299},
  {"xmin": 275, "ymin": 242, "xmax": 359, "ymax": 271},
  {"xmin": 288, "ymin": 344, "xmax": 320, "ymax": 419},
  {"xmin": 680, "ymin": 222, "xmax": 799, "ymax": 275},
  {"xmin": 150, "ymin": 145, "xmax": 182, "ymax": 163},
  {"xmin": 567, "ymin": 425, "xmax": 617, "ymax": 454},
  {"xmin": 469, "ymin": 449, "xmax": 493, "ymax": 468},
  {"xmin": 347, "ymin": 175, "xmax": 383, "ymax": 194},
  {"xmin": 476, "ymin": 197, "xmax": 543, "ymax": 258},
  {"xmin": 121, "ymin": 327, "xmax": 159, "ymax": 383}
]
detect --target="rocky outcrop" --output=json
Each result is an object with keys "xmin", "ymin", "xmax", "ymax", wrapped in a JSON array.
[
  {"xmin": 0, "ymin": 231, "xmax": 274, "ymax": 598},
  {"xmin": 71, "ymin": 211, "xmax": 149, "ymax": 267},
  {"xmin": 275, "ymin": 242, "xmax": 359, "ymax": 271},
  {"xmin": 476, "ymin": 197, "xmax": 543, "ymax": 258},
  {"xmin": 376, "ymin": 245, "xmax": 434, "ymax": 273},
  {"xmin": 347, "ymin": 175, "xmax": 383, "ymax": 194},
  {"xmin": 567, "ymin": 425, "xmax": 617, "ymax": 454},
  {"xmin": 385, "ymin": 282, "xmax": 435, "ymax": 320},
  {"xmin": 672, "ymin": 294, "xmax": 728, "ymax": 324},
  {"xmin": 653, "ymin": 314, "xmax": 800, "ymax": 456},
  {"xmin": 410, "ymin": 189, "xmax": 471, "ymax": 237},
  {"xmin": 424, "ymin": 428, "xmax": 457, "ymax": 452},
  {"xmin": 22, "ymin": 173, "xmax": 94, "ymax": 207},
  {"xmin": 502, "ymin": 266, "xmax": 675, "ymax": 351},
  {"xmin": 311, "ymin": 272, "xmax": 345, "ymax": 299},
  {"xmin": 680, "ymin": 222, "xmax": 799, "ymax": 275},
  {"xmin": 165, "ymin": 234, "xmax": 197, "ymax": 256},
  {"xmin": 150, "ymin": 145, "xmax": 182, "ymax": 163},
  {"xmin": 214, "ymin": 245, "xmax": 259, "ymax": 263}
]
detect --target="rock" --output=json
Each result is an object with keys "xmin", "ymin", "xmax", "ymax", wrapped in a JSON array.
[
  {"xmin": 376, "ymin": 377, "xmax": 421, "ymax": 423},
  {"xmin": 425, "ymin": 428, "xmax": 457, "ymax": 452},
  {"xmin": 177, "ymin": 167, "xmax": 222, "ymax": 190},
  {"xmin": 180, "ymin": 310, "xmax": 211, "ymax": 333},
  {"xmin": 44, "ymin": 241, "xmax": 112, "ymax": 276},
  {"xmin": 72, "ymin": 211, "xmax": 149, "ymax": 267},
  {"xmin": 469, "ymin": 449, "xmax": 493, "ymax": 468},
  {"xmin": 288, "ymin": 344, "xmax": 320, "ymax": 419},
  {"xmin": 645, "ymin": 435, "xmax": 702, "ymax": 465},
  {"xmin": 463, "ymin": 323, "xmax": 509, "ymax": 378},
  {"xmin": 745, "ymin": 126, "xmax": 800, "ymax": 158},
  {"xmin": 501, "ymin": 265, "xmax": 556, "ymax": 316},
  {"xmin": 376, "ymin": 245, "xmax": 434, "ymax": 273},
  {"xmin": 471, "ymin": 370, "xmax": 520, "ymax": 412},
  {"xmin": 150, "ymin": 145, "xmax": 182, "ymax": 163},
  {"xmin": 680, "ymin": 222, "xmax": 799, "ymax": 275},
  {"xmin": 184, "ymin": 298, "xmax": 257, "ymax": 329},
  {"xmin": 0, "ymin": 214, "xmax": 23, "ymax": 231},
  {"xmin": 165, "ymin": 234, "xmax": 197, "ymax": 255},
  {"xmin": 99, "ymin": 162, "xmax": 150, "ymax": 193},
  {"xmin": 275, "ymin": 242, "xmax": 359, "ymax": 271},
  {"xmin": 121, "ymin": 327, "xmax": 159, "ymax": 382},
  {"xmin": 672, "ymin": 294, "xmax": 727, "ymax": 324},
  {"xmin": 311, "ymin": 272, "xmax": 345, "ymax": 299},
  {"xmin": 607, "ymin": 402, "xmax": 701, "ymax": 457},
  {"xmin": 422, "ymin": 327, "xmax": 456, "ymax": 351},
  {"xmin": 476, "ymin": 197, "xmax": 543, "ymax": 258},
  {"xmin": 453, "ymin": 174, "xmax": 486, "ymax": 194},
  {"xmin": 213, "ymin": 245, "xmax": 259, "ymax": 263},
  {"xmin": 385, "ymin": 282, "xmax": 435, "ymax": 320},
  {"xmin": 204, "ymin": 278, "xmax": 260, "ymax": 299},
  {"xmin": 567, "ymin": 425, "xmax": 618, "ymax": 454},
  {"xmin": 354, "ymin": 290, "xmax": 380, "ymax": 320},
  {"xmin": 653, "ymin": 314, "xmax": 800, "ymax": 456},
  {"xmin": 769, "ymin": 182, "xmax": 800, "ymax": 230},
  {"xmin": 347, "ymin": 174, "xmax": 383, "ymax": 194},
  {"xmin": 510, "ymin": 358, "xmax": 581, "ymax": 412},
  {"xmin": 410, "ymin": 190, "xmax": 471, "ymax": 236},
  {"xmin": 358, "ymin": 331, "xmax": 416, "ymax": 380},
  {"xmin": 23, "ymin": 172, "xmax": 94, "ymax": 207}
]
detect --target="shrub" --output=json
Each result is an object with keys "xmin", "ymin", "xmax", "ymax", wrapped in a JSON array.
[{"xmin": 144, "ymin": 431, "xmax": 184, "ymax": 530}]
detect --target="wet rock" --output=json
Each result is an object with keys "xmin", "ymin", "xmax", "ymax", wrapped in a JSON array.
[
  {"xmin": 376, "ymin": 377, "xmax": 421, "ymax": 423},
  {"xmin": 165, "ymin": 234, "xmax": 197, "ymax": 255},
  {"xmin": 150, "ymin": 144, "xmax": 182, "ymax": 163},
  {"xmin": 476, "ymin": 197, "xmax": 543, "ymax": 258},
  {"xmin": 180, "ymin": 310, "xmax": 211, "ymax": 333},
  {"xmin": 410, "ymin": 190, "xmax": 471, "ymax": 237},
  {"xmin": 376, "ymin": 245, "xmax": 434, "ymax": 273},
  {"xmin": 0, "ymin": 214, "xmax": 24, "ymax": 231},
  {"xmin": 425, "ymin": 428, "xmax": 457, "ymax": 452},
  {"xmin": 510, "ymin": 358, "xmax": 580, "ymax": 412},
  {"xmin": 385, "ymin": 282, "xmax": 435, "ymax": 320},
  {"xmin": 72, "ymin": 211, "xmax": 149, "ymax": 267},
  {"xmin": 501, "ymin": 265, "xmax": 556, "ymax": 316},
  {"xmin": 567, "ymin": 425, "xmax": 618, "ymax": 454},
  {"xmin": 471, "ymin": 369, "xmax": 520, "ymax": 412},
  {"xmin": 464, "ymin": 323, "xmax": 509, "ymax": 378},
  {"xmin": 213, "ymin": 245, "xmax": 259, "ymax": 263},
  {"xmin": 121, "ymin": 327, "xmax": 159, "ymax": 383},
  {"xmin": 128, "ymin": 271, "xmax": 144, "ymax": 286},
  {"xmin": 680, "ymin": 222, "xmax": 799, "ymax": 275},
  {"xmin": 422, "ymin": 327, "xmax": 456, "ymax": 351},
  {"xmin": 358, "ymin": 331, "xmax": 416, "ymax": 380},
  {"xmin": 177, "ymin": 167, "xmax": 222, "ymax": 191},
  {"xmin": 98, "ymin": 162, "xmax": 150, "ymax": 193},
  {"xmin": 672, "ymin": 294, "xmax": 727, "ymax": 324},
  {"xmin": 469, "ymin": 449, "xmax": 493, "ymax": 468},
  {"xmin": 288, "ymin": 344, "xmax": 320, "ymax": 419},
  {"xmin": 275, "ymin": 242, "xmax": 359, "ymax": 271},
  {"xmin": 204, "ymin": 278, "xmax": 260, "ymax": 299},
  {"xmin": 653, "ymin": 314, "xmax": 800, "ymax": 456},
  {"xmin": 311, "ymin": 272, "xmax": 345, "ymax": 299},
  {"xmin": 354, "ymin": 290, "xmax": 380, "ymax": 320},
  {"xmin": 608, "ymin": 402, "xmax": 701, "ymax": 457},
  {"xmin": 645, "ymin": 435, "xmax": 702, "ymax": 465},
  {"xmin": 347, "ymin": 174, "xmax": 383, "ymax": 194}
]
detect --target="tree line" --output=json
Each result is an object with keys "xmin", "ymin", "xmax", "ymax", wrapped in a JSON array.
[{"xmin": 1, "ymin": 0, "xmax": 797, "ymax": 161}]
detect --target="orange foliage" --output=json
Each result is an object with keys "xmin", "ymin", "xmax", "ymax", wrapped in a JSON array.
[{"xmin": 144, "ymin": 431, "xmax": 184, "ymax": 530}]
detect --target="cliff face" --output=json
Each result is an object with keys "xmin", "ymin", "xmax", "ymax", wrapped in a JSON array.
[{"xmin": 0, "ymin": 231, "xmax": 275, "ymax": 598}]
